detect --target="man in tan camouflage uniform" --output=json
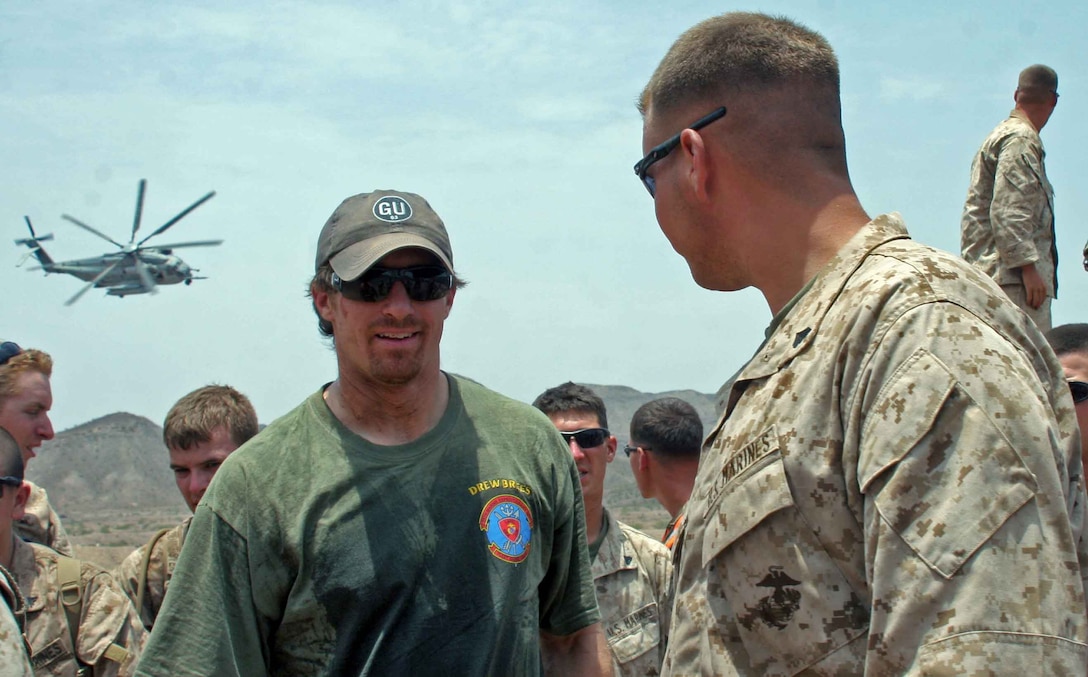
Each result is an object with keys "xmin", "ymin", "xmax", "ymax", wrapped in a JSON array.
[
  {"xmin": 0, "ymin": 342, "xmax": 72, "ymax": 557},
  {"xmin": 534, "ymin": 383, "xmax": 673, "ymax": 677},
  {"xmin": 634, "ymin": 12, "xmax": 1087, "ymax": 675},
  {"xmin": 1, "ymin": 430, "xmax": 33, "ymax": 677},
  {"xmin": 961, "ymin": 65, "xmax": 1060, "ymax": 331},
  {"xmin": 626, "ymin": 398, "xmax": 702, "ymax": 550},
  {"xmin": 1, "ymin": 426, "xmax": 145, "ymax": 675},
  {"xmin": 114, "ymin": 385, "xmax": 258, "ymax": 631}
]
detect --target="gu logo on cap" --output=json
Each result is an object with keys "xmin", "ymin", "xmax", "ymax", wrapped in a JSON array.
[{"xmin": 373, "ymin": 195, "xmax": 413, "ymax": 223}]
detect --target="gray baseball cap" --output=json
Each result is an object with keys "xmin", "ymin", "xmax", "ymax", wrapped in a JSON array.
[{"xmin": 315, "ymin": 190, "xmax": 454, "ymax": 280}]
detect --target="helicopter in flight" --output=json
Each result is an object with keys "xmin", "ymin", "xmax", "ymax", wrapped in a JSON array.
[{"xmin": 15, "ymin": 179, "xmax": 222, "ymax": 305}]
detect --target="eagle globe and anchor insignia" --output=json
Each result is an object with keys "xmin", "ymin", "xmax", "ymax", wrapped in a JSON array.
[
  {"xmin": 751, "ymin": 566, "xmax": 802, "ymax": 629},
  {"xmin": 480, "ymin": 495, "xmax": 533, "ymax": 563}
]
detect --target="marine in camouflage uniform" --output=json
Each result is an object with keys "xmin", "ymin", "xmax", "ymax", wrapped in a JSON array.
[
  {"xmin": 961, "ymin": 66, "xmax": 1060, "ymax": 331},
  {"xmin": 112, "ymin": 519, "xmax": 188, "ymax": 631},
  {"xmin": 14, "ymin": 483, "xmax": 73, "ymax": 557},
  {"xmin": 593, "ymin": 510, "xmax": 672, "ymax": 677},
  {"xmin": 636, "ymin": 16, "xmax": 1086, "ymax": 675},
  {"xmin": 663, "ymin": 214, "xmax": 1088, "ymax": 675},
  {"xmin": 1, "ymin": 563, "xmax": 32, "ymax": 677},
  {"xmin": 12, "ymin": 539, "xmax": 146, "ymax": 676}
]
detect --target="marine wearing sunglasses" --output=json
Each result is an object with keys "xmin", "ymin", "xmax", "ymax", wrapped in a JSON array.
[
  {"xmin": 634, "ymin": 106, "xmax": 727, "ymax": 197},
  {"xmin": 332, "ymin": 265, "xmax": 454, "ymax": 303}
]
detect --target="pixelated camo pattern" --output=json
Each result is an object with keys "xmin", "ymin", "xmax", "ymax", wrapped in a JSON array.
[
  {"xmin": 961, "ymin": 112, "xmax": 1057, "ymax": 298},
  {"xmin": 113, "ymin": 519, "xmax": 189, "ymax": 631},
  {"xmin": 15, "ymin": 481, "xmax": 74, "ymax": 557},
  {"xmin": 592, "ymin": 511, "xmax": 674, "ymax": 677},
  {"xmin": 13, "ymin": 539, "xmax": 146, "ymax": 676},
  {"xmin": 662, "ymin": 214, "xmax": 1088, "ymax": 676}
]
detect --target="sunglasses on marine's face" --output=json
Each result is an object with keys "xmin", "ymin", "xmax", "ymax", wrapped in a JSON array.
[
  {"xmin": 633, "ymin": 106, "xmax": 728, "ymax": 197},
  {"xmin": 0, "ymin": 476, "xmax": 21, "ymax": 495},
  {"xmin": 333, "ymin": 266, "xmax": 454, "ymax": 303},
  {"xmin": 1070, "ymin": 380, "xmax": 1088, "ymax": 405},
  {"xmin": 559, "ymin": 428, "xmax": 609, "ymax": 449}
]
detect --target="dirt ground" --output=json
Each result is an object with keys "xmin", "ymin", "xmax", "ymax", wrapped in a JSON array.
[{"xmin": 64, "ymin": 505, "xmax": 190, "ymax": 569}]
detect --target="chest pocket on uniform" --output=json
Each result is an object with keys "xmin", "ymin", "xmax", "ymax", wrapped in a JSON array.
[
  {"xmin": 859, "ymin": 348, "xmax": 1037, "ymax": 579},
  {"xmin": 605, "ymin": 602, "xmax": 660, "ymax": 664},
  {"xmin": 701, "ymin": 434, "xmax": 868, "ymax": 675}
]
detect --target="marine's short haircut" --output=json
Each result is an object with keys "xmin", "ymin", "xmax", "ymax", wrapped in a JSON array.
[
  {"xmin": 0, "ymin": 427, "xmax": 23, "ymax": 482},
  {"xmin": 1046, "ymin": 323, "xmax": 1088, "ymax": 357},
  {"xmin": 630, "ymin": 397, "xmax": 703, "ymax": 461},
  {"xmin": 1017, "ymin": 64, "xmax": 1058, "ymax": 104},
  {"xmin": 532, "ymin": 382, "xmax": 609, "ymax": 431},
  {"xmin": 163, "ymin": 385, "xmax": 259, "ymax": 451},
  {"xmin": 639, "ymin": 12, "xmax": 840, "ymax": 118},
  {"xmin": 0, "ymin": 348, "xmax": 53, "ymax": 407}
]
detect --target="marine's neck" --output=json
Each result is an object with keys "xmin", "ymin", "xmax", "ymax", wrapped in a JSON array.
[{"xmin": 584, "ymin": 500, "xmax": 605, "ymax": 545}]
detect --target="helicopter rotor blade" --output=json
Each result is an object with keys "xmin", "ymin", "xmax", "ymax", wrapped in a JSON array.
[
  {"xmin": 24, "ymin": 216, "xmax": 36, "ymax": 238},
  {"xmin": 61, "ymin": 214, "xmax": 125, "ymax": 249},
  {"xmin": 143, "ymin": 239, "xmax": 223, "ymax": 250},
  {"xmin": 65, "ymin": 258, "xmax": 123, "ymax": 306},
  {"xmin": 137, "ymin": 190, "xmax": 216, "ymax": 247},
  {"xmin": 134, "ymin": 255, "xmax": 158, "ymax": 295},
  {"xmin": 131, "ymin": 179, "xmax": 147, "ymax": 245}
]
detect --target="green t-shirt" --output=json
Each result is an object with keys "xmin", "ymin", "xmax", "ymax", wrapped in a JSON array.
[{"xmin": 137, "ymin": 374, "xmax": 599, "ymax": 676}]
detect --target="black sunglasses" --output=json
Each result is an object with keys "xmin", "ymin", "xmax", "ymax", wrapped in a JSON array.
[
  {"xmin": 633, "ymin": 106, "xmax": 727, "ymax": 197},
  {"xmin": 333, "ymin": 266, "xmax": 453, "ymax": 303},
  {"xmin": 559, "ymin": 428, "xmax": 609, "ymax": 448},
  {"xmin": 0, "ymin": 341, "xmax": 22, "ymax": 366},
  {"xmin": 622, "ymin": 444, "xmax": 649, "ymax": 458},
  {"xmin": 0, "ymin": 476, "xmax": 21, "ymax": 488},
  {"xmin": 1070, "ymin": 381, "xmax": 1088, "ymax": 405}
]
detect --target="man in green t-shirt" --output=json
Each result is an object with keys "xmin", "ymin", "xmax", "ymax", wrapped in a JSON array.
[{"xmin": 137, "ymin": 190, "xmax": 608, "ymax": 677}]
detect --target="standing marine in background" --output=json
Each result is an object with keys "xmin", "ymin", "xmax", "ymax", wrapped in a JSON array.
[{"xmin": 961, "ymin": 64, "xmax": 1060, "ymax": 331}]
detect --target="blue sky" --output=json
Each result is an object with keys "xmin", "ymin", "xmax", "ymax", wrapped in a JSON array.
[{"xmin": 3, "ymin": 1, "xmax": 1085, "ymax": 431}]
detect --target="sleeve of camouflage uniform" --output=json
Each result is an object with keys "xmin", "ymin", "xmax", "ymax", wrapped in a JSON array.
[
  {"xmin": 990, "ymin": 134, "xmax": 1048, "ymax": 271},
  {"xmin": 136, "ymin": 504, "xmax": 270, "ymax": 677},
  {"xmin": 114, "ymin": 522, "xmax": 186, "ymax": 632},
  {"xmin": 0, "ymin": 566, "xmax": 33, "ymax": 677},
  {"xmin": 16, "ymin": 482, "xmax": 74, "ymax": 557},
  {"xmin": 0, "ymin": 602, "xmax": 33, "ymax": 676},
  {"xmin": 113, "ymin": 543, "xmax": 151, "ymax": 631},
  {"xmin": 72, "ymin": 563, "xmax": 147, "ymax": 677},
  {"xmin": 851, "ymin": 301, "xmax": 1087, "ymax": 672}
]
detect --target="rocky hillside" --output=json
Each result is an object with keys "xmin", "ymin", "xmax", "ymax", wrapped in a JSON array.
[{"xmin": 26, "ymin": 412, "xmax": 182, "ymax": 515}]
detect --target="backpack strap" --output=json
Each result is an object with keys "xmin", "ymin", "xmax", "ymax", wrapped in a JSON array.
[
  {"xmin": 55, "ymin": 556, "xmax": 82, "ymax": 653},
  {"xmin": 135, "ymin": 527, "xmax": 173, "ymax": 627},
  {"xmin": 56, "ymin": 555, "xmax": 131, "ymax": 669}
]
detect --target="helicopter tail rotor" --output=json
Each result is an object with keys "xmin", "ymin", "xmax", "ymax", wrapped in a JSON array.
[{"xmin": 15, "ymin": 217, "xmax": 55, "ymax": 267}]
